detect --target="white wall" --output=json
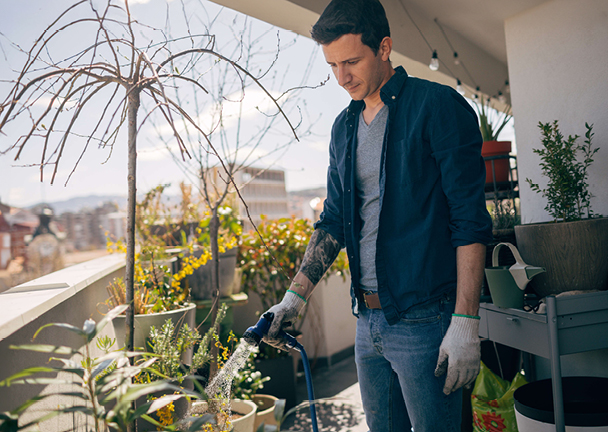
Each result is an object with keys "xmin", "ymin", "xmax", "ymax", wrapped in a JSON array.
[{"xmin": 505, "ymin": 0, "xmax": 608, "ymax": 223}]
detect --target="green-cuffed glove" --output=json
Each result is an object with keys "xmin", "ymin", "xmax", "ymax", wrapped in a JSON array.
[
  {"xmin": 434, "ymin": 315, "xmax": 481, "ymax": 395},
  {"xmin": 262, "ymin": 290, "xmax": 306, "ymax": 351}
]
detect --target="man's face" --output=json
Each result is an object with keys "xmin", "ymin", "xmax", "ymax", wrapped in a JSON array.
[{"xmin": 321, "ymin": 33, "xmax": 391, "ymax": 102}]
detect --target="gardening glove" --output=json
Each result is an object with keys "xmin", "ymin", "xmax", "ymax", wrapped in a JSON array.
[
  {"xmin": 262, "ymin": 290, "xmax": 306, "ymax": 351},
  {"xmin": 434, "ymin": 315, "xmax": 481, "ymax": 395}
]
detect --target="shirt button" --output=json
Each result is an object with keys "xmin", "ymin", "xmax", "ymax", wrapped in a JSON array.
[
  {"xmin": 392, "ymin": 95, "xmax": 396, "ymax": 100},
  {"xmin": 347, "ymin": 189, "xmax": 350, "ymax": 193}
]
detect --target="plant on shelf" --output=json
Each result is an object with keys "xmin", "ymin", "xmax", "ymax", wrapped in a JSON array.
[
  {"xmin": 0, "ymin": 305, "xmax": 208, "ymax": 432},
  {"xmin": 490, "ymin": 196, "xmax": 520, "ymax": 232},
  {"xmin": 527, "ymin": 121, "xmax": 599, "ymax": 222},
  {"xmin": 474, "ymin": 95, "xmax": 513, "ymax": 142},
  {"xmin": 515, "ymin": 120, "xmax": 608, "ymax": 298}
]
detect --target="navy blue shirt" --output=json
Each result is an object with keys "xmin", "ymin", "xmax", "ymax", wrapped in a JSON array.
[{"xmin": 314, "ymin": 66, "xmax": 493, "ymax": 325}]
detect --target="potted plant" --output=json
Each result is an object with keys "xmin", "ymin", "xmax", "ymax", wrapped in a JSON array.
[
  {"xmin": 238, "ymin": 215, "xmax": 349, "ymax": 408},
  {"xmin": 134, "ymin": 306, "xmax": 227, "ymax": 431},
  {"xmin": 106, "ymin": 261, "xmax": 197, "ymax": 356},
  {"xmin": 515, "ymin": 120, "xmax": 608, "ymax": 298},
  {"xmin": 0, "ymin": 305, "xmax": 206, "ymax": 432},
  {"xmin": 474, "ymin": 96, "xmax": 513, "ymax": 184}
]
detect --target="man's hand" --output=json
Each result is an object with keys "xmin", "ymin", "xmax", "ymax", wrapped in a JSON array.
[
  {"xmin": 434, "ymin": 315, "xmax": 481, "ymax": 395},
  {"xmin": 262, "ymin": 291, "xmax": 306, "ymax": 351}
]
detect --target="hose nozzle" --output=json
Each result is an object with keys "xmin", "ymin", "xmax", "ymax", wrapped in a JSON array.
[{"xmin": 242, "ymin": 312, "xmax": 301, "ymax": 351}]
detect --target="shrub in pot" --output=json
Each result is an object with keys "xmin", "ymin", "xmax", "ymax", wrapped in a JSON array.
[
  {"xmin": 238, "ymin": 216, "xmax": 349, "ymax": 407},
  {"xmin": 516, "ymin": 121, "xmax": 608, "ymax": 297}
]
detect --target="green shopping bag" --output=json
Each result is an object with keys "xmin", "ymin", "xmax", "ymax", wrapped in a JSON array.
[{"xmin": 471, "ymin": 361, "xmax": 528, "ymax": 432}]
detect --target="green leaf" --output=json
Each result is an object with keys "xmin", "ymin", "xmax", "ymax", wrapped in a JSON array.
[
  {"xmin": 0, "ymin": 367, "xmax": 58, "ymax": 387},
  {"xmin": 94, "ymin": 304, "xmax": 129, "ymax": 339},
  {"xmin": 9, "ymin": 344, "xmax": 77, "ymax": 356},
  {"xmin": 273, "ymin": 399, "xmax": 286, "ymax": 423},
  {"xmin": 147, "ymin": 394, "xmax": 183, "ymax": 414},
  {"xmin": 33, "ymin": 322, "xmax": 86, "ymax": 340}
]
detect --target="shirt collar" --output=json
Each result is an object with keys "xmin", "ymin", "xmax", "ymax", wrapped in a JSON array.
[{"xmin": 347, "ymin": 66, "xmax": 408, "ymax": 115}]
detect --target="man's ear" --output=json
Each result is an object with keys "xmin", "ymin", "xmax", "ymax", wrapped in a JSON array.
[{"xmin": 379, "ymin": 36, "xmax": 393, "ymax": 62}]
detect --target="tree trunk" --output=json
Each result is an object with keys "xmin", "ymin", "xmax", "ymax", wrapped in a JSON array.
[
  {"xmin": 209, "ymin": 209, "xmax": 220, "ymax": 378},
  {"xmin": 125, "ymin": 89, "xmax": 140, "ymax": 355}
]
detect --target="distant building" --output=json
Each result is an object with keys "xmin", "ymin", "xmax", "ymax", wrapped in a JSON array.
[
  {"xmin": 0, "ymin": 211, "xmax": 11, "ymax": 269},
  {"xmin": 57, "ymin": 201, "xmax": 125, "ymax": 251},
  {"xmin": 205, "ymin": 167, "xmax": 290, "ymax": 231}
]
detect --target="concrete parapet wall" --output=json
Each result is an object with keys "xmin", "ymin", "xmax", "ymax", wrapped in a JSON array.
[{"xmin": 0, "ymin": 254, "xmax": 125, "ymax": 429}]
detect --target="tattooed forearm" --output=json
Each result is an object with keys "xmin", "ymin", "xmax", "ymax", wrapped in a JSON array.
[{"xmin": 299, "ymin": 229, "xmax": 341, "ymax": 287}]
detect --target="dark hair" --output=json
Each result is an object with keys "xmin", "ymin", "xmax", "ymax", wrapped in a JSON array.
[{"xmin": 310, "ymin": 0, "xmax": 390, "ymax": 54}]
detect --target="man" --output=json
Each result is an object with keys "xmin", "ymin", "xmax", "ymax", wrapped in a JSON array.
[{"xmin": 262, "ymin": 0, "xmax": 492, "ymax": 430}]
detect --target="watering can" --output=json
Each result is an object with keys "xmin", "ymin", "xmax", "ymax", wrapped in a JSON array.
[{"xmin": 485, "ymin": 242, "xmax": 545, "ymax": 309}]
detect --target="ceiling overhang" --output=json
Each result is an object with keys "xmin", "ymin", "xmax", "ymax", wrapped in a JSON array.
[{"xmin": 210, "ymin": 0, "xmax": 549, "ymax": 104}]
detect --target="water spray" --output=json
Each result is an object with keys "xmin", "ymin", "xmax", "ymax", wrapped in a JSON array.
[{"xmin": 243, "ymin": 312, "xmax": 319, "ymax": 432}]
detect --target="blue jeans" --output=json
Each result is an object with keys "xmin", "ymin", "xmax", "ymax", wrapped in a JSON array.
[{"xmin": 355, "ymin": 293, "xmax": 462, "ymax": 432}]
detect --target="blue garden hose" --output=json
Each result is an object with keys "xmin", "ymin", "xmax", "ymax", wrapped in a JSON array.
[{"xmin": 243, "ymin": 312, "xmax": 319, "ymax": 432}]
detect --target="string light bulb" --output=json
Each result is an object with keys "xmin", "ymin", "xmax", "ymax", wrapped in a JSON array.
[
  {"xmin": 472, "ymin": 86, "xmax": 480, "ymax": 100},
  {"xmin": 453, "ymin": 52, "xmax": 460, "ymax": 65},
  {"xmin": 429, "ymin": 50, "xmax": 439, "ymax": 71},
  {"xmin": 498, "ymin": 91, "xmax": 506, "ymax": 103},
  {"xmin": 456, "ymin": 79, "xmax": 465, "ymax": 96},
  {"xmin": 505, "ymin": 80, "xmax": 510, "ymax": 94}
]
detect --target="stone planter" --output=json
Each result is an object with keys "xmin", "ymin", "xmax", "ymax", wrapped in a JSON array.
[
  {"xmin": 188, "ymin": 247, "xmax": 238, "ymax": 300},
  {"xmin": 514, "ymin": 218, "xmax": 608, "ymax": 298},
  {"xmin": 112, "ymin": 303, "xmax": 196, "ymax": 361}
]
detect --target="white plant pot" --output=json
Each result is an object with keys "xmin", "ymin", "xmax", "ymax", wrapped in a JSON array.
[
  {"xmin": 112, "ymin": 303, "xmax": 196, "ymax": 362},
  {"xmin": 190, "ymin": 399, "xmax": 257, "ymax": 432},
  {"xmin": 253, "ymin": 394, "xmax": 278, "ymax": 431}
]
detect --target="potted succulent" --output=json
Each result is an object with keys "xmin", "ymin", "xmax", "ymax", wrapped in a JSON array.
[
  {"xmin": 238, "ymin": 215, "xmax": 349, "ymax": 408},
  {"xmin": 515, "ymin": 121, "xmax": 608, "ymax": 297},
  {"xmin": 474, "ymin": 96, "xmax": 513, "ymax": 184}
]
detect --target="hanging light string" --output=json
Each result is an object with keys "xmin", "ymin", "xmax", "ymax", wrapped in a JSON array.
[
  {"xmin": 434, "ymin": 18, "xmax": 479, "ymax": 90},
  {"xmin": 395, "ymin": 0, "xmax": 509, "ymax": 99}
]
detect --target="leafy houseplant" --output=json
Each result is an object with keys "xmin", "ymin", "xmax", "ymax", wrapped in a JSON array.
[
  {"xmin": 515, "ymin": 120, "xmax": 608, "ymax": 297},
  {"xmin": 475, "ymin": 95, "xmax": 513, "ymax": 142},
  {"xmin": 0, "ymin": 306, "xmax": 206, "ymax": 432}
]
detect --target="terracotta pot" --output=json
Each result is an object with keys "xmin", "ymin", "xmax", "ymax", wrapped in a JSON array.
[
  {"xmin": 482, "ymin": 140, "xmax": 511, "ymax": 184},
  {"xmin": 514, "ymin": 218, "xmax": 608, "ymax": 298}
]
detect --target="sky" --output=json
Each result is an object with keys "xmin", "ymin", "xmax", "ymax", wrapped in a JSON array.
[
  {"xmin": 0, "ymin": 0, "xmax": 351, "ymax": 207},
  {"xmin": 0, "ymin": 0, "xmax": 513, "ymax": 209}
]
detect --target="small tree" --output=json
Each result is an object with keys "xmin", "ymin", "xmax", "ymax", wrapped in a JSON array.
[
  {"xmin": 0, "ymin": 0, "xmax": 301, "ymax": 371},
  {"xmin": 149, "ymin": 7, "xmax": 325, "ymax": 374}
]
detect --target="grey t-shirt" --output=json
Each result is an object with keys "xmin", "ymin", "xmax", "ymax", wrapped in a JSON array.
[{"xmin": 355, "ymin": 105, "xmax": 388, "ymax": 292}]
